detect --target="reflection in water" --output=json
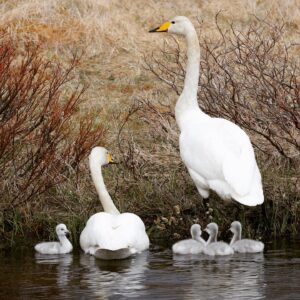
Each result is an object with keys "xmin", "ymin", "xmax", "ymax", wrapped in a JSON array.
[
  {"xmin": 34, "ymin": 253, "xmax": 73, "ymax": 290},
  {"xmin": 173, "ymin": 253, "xmax": 265, "ymax": 299},
  {"xmin": 0, "ymin": 241, "xmax": 299, "ymax": 299},
  {"xmin": 79, "ymin": 252, "xmax": 148, "ymax": 298}
]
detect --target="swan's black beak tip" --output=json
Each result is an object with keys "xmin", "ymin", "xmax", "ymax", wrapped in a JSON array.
[{"xmin": 149, "ymin": 27, "xmax": 159, "ymax": 33}]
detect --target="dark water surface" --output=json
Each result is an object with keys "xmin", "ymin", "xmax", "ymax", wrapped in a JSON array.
[{"xmin": 0, "ymin": 240, "xmax": 299, "ymax": 299}]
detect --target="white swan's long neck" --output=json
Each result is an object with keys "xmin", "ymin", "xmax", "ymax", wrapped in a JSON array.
[
  {"xmin": 58, "ymin": 235, "xmax": 72, "ymax": 249},
  {"xmin": 194, "ymin": 235, "xmax": 206, "ymax": 245},
  {"xmin": 207, "ymin": 231, "xmax": 217, "ymax": 245},
  {"xmin": 89, "ymin": 159, "xmax": 120, "ymax": 215},
  {"xmin": 175, "ymin": 29, "xmax": 206, "ymax": 130},
  {"xmin": 230, "ymin": 228, "xmax": 242, "ymax": 245}
]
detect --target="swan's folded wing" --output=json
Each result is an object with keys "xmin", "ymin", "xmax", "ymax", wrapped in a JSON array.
[
  {"xmin": 221, "ymin": 125, "xmax": 256, "ymax": 197},
  {"xmin": 35, "ymin": 242, "xmax": 59, "ymax": 254}
]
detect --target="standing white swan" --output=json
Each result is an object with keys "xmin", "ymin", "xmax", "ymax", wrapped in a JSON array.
[
  {"xmin": 149, "ymin": 16, "xmax": 264, "ymax": 206},
  {"xmin": 79, "ymin": 147, "xmax": 149, "ymax": 259},
  {"xmin": 230, "ymin": 221, "xmax": 264, "ymax": 253},
  {"xmin": 172, "ymin": 224, "xmax": 206, "ymax": 254},
  {"xmin": 203, "ymin": 223, "xmax": 233, "ymax": 256},
  {"xmin": 34, "ymin": 224, "xmax": 73, "ymax": 254}
]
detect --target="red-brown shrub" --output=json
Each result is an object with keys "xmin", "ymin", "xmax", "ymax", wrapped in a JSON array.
[{"xmin": 0, "ymin": 36, "xmax": 105, "ymax": 211}]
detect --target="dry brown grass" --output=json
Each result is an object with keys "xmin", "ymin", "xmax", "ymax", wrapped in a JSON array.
[{"xmin": 1, "ymin": 0, "xmax": 299, "ymax": 115}]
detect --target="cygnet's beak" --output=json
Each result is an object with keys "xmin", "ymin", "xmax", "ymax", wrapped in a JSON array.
[
  {"xmin": 65, "ymin": 230, "xmax": 70, "ymax": 236},
  {"xmin": 204, "ymin": 228, "xmax": 209, "ymax": 234}
]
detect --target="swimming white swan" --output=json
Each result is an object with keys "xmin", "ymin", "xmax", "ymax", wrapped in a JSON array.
[
  {"xmin": 172, "ymin": 224, "xmax": 206, "ymax": 254},
  {"xmin": 230, "ymin": 221, "xmax": 264, "ymax": 253},
  {"xmin": 203, "ymin": 222, "xmax": 233, "ymax": 256},
  {"xmin": 149, "ymin": 16, "xmax": 264, "ymax": 206},
  {"xmin": 79, "ymin": 147, "xmax": 149, "ymax": 259},
  {"xmin": 34, "ymin": 224, "xmax": 73, "ymax": 254}
]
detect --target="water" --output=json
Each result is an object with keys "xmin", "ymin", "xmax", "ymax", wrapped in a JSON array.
[{"xmin": 0, "ymin": 240, "xmax": 299, "ymax": 299}]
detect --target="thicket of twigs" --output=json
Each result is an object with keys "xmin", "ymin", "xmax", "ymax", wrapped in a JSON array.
[{"xmin": 0, "ymin": 35, "xmax": 105, "ymax": 241}]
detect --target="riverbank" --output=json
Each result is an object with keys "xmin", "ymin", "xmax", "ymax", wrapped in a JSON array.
[{"xmin": 0, "ymin": 0, "xmax": 299, "ymax": 249}]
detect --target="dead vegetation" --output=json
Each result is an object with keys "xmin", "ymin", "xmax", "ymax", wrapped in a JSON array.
[
  {"xmin": 0, "ymin": 36, "xmax": 105, "ymax": 243},
  {"xmin": 0, "ymin": 1, "xmax": 299, "ymax": 246}
]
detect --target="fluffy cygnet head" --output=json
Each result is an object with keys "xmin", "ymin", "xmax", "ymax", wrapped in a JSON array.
[
  {"xmin": 56, "ymin": 224, "xmax": 70, "ymax": 237},
  {"xmin": 149, "ymin": 16, "xmax": 195, "ymax": 36},
  {"xmin": 205, "ymin": 222, "xmax": 218, "ymax": 236},
  {"xmin": 190, "ymin": 224, "xmax": 201, "ymax": 239},
  {"xmin": 230, "ymin": 221, "xmax": 242, "ymax": 234},
  {"xmin": 89, "ymin": 146, "xmax": 114, "ymax": 167}
]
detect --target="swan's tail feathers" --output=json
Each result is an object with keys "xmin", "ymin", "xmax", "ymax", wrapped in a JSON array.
[
  {"xmin": 233, "ymin": 188, "xmax": 264, "ymax": 206},
  {"xmin": 94, "ymin": 248, "xmax": 134, "ymax": 260}
]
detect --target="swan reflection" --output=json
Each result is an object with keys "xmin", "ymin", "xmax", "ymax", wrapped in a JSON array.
[
  {"xmin": 79, "ymin": 251, "xmax": 149, "ymax": 298},
  {"xmin": 34, "ymin": 253, "xmax": 73, "ymax": 290},
  {"xmin": 173, "ymin": 252, "xmax": 265, "ymax": 299}
]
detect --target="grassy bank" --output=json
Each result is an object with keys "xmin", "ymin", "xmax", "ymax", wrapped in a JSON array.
[{"xmin": 0, "ymin": 0, "xmax": 299, "ymax": 249}]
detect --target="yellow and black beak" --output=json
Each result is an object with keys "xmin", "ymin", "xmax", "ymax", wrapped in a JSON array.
[
  {"xmin": 107, "ymin": 153, "xmax": 114, "ymax": 164},
  {"xmin": 149, "ymin": 21, "xmax": 171, "ymax": 33},
  {"xmin": 107, "ymin": 152, "xmax": 119, "ymax": 164}
]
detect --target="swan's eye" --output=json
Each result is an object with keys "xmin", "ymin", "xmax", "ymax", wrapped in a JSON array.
[{"xmin": 171, "ymin": 21, "xmax": 175, "ymax": 24}]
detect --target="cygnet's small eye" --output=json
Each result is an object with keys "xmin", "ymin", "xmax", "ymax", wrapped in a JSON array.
[{"xmin": 171, "ymin": 21, "xmax": 175, "ymax": 24}]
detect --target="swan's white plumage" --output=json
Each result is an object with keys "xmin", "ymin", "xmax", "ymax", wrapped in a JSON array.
[
  {"xmin": 231, "ymin": 239, "xmax": 264, "ymax": 253},
  {"xmin": 172, "ymin": 240, "xmax": 204, "ymax": 255},
  {"xmin": 80, "ymin": 212, "xmax": 149, "ymax": 255},
  {"xmin": 203, "ymin": 241, "xmax": 234, "ymax": 256},
  {"xmin": 172, "ymin": 224, "xmax": 206, "ymax": 255},
  {"xmin": 203, "ymin": 222, "xmax": 234, "ymax": 256},
  {"xmin": 150, "ymin": 16, "xmax": 264, "ymax": 206},
  {"xmin": 80, "ymin": 147, "xmax": 149, "ymax": 257},
  {"xmin": 34, "ymin": 224, "xmax": 73, "ymax": 254},
  {"xmin": 230, "ymin": 221, "xmax": 264, "ymax": 253}
]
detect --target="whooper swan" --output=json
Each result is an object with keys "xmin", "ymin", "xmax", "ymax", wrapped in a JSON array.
[
  {"xmin": 172, "ymin": 224, "xmax": 206, "ymax": 254},
  {"xmin": 149, "ymin": 16, "xmax": 264, "ymax": 206},
  {"xmin": 230, "ymin": 221, "xmax": 264, "ymax": 253},
  {"xmin": 79, "ymin": 147, "xmax": 149, "ymax": 259},
  {"xmin": 34, "ymin": 224, "xmax": 73, "ymax": 254},
  {"xmin": 203, "ymin": 222, "xmax": 233, "ymax": 256}
]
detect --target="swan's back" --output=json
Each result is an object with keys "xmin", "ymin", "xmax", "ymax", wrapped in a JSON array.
[
  {"xmin": 231, "ymin": 239, "xmax": 264, "ymax": 253},
  {"xmin": 35, "ymin": 242, "xmax": 61, "ymax": 254},
  {"xmin": 80, "ymin": 212, "xmax": 149, "ymax": 254},
  {"xmin": 203, "ymin": 241, "xmax": 234, "ymax": 256},
  {"xmin": 172, "ymin": 239, "xmax": 204, "ymax": 255}
]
